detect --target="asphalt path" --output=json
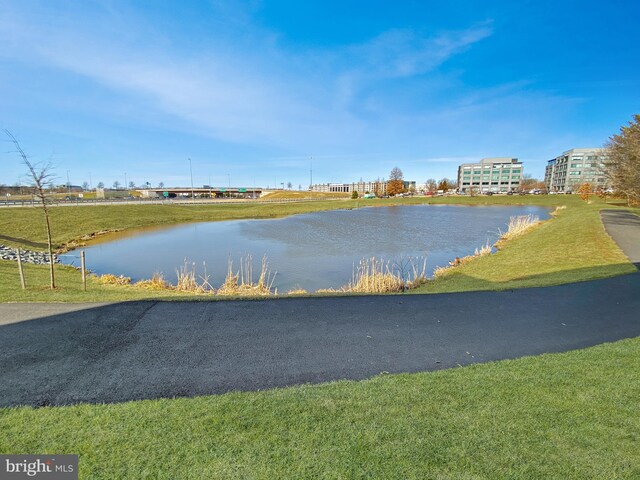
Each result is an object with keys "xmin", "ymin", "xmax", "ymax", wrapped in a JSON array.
[
  {"xmin": 601, "ymin": 209, "xmax": 640, "ymax": 266},
  {"xmin": 1, "ymin": 211, "xmax": 638, "ymax": 407}
]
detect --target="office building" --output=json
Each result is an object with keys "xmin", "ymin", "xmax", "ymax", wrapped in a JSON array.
[
  {"xmin": 545, "ymin": 148, "xmax": 608, "ymax": 192},
  {"xmin": 311, "ymin": 180, "xmax": 417, "ymax": 196},
  {"xmin": 457, "ymin": 158, "xmax": 523, "ymax": 193}
]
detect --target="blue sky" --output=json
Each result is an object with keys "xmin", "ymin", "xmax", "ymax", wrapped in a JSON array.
[{"xmin": 1, "ymin": 0, "xmax": 638, "ymax": 188}]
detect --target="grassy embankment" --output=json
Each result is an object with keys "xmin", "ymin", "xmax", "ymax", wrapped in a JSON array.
[
  {"xmin": 1, "ymin": 337, "xmax": 638, "ymax": 478},
  {"xmin": 259, "ymin": 190, "xmax": 350, "ymax": 200},
  {"xmin": 0, "ymin": 195, "xmax": 636, "ymax": 302}
]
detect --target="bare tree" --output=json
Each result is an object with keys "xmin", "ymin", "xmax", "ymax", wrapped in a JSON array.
[
  {"xmin": 389, "ymin": 166, "xmax": 404, "ymax": 180},
  {"xmin": 387, "ymin": 167, "xmax": 405, "ymax": 196},
  {"xmin": 97, "ymin": 181, "xmax": 105, "ymax": 188},
  {"xmin": 113, "ymin": 180, "xmax": 120, "ymax": 189},
  {"xmin": 426, "ymin": 178, "xmax": 437, "ymax": 193},
  {"xmin": 287, "ymin": 181, "xmax": 293, "ymax": 190},
  {"xmin": 5, "ymin": 130, "xmax": 56, "ymax": 289},
  {"xmin": 82, "ymin": 181, "xmax": 90, "ymax": 190},
  {"xmin": 158, "ymin": 181, "xmax": 164, "ymax": 188},
  {"xmin": 128, "ymin": 181, "xmax": 135, "ymax": 189}
]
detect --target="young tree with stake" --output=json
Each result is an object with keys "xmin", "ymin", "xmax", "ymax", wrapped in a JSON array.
[{"xmin": 5, "ymin": 130, "xmax": 56, "ymax": 289}]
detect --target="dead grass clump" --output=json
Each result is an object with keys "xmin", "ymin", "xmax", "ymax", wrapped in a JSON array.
[
  {"xmin": 217, "ymin": 254, "xmax": 277, "ymax": 296},
  {"xmin": 432, "ymin": 265, "xmax": 451, "ymax": 278},
  {"xmin": 343, "ymin": 256, "xmax": 427, "ymax": 293},
  {"xmin": 550, "ymin": 205, "xmax": 567, "ymax": 216},
  {"xmin": 347, "ymin": 258, "xmax": 405, "ymax": 293},
  {"xmin": 98, "ymin": 273, "xmax": 131, "ymax": 285},
  {"xmin": 135, "ymin": 272, "xmax": 171, "ymax": 290},
  {"xmin": 500, "ymin": 214, "xmax": 540, "ymax": 241},
  {"xmin": 405, "ymin": 256, "xmax": 428, "ymax": 289},
  {"xmin": 287, "ymin": 288, "xmax": 308, "ymax": 295},
  {"xmin": 474, "ymin": 242, "xmax": 492, "ymax": 257},
  {"xmin": 433, "ymin": 242, "xmax": 492, "ymax": 278},
  {"xmin": 175, "ymin": 260, "xmax": 212, "ymax": 294}
]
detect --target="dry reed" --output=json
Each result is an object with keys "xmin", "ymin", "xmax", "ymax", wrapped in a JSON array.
[
  {"xmin": 499, "ymin": 214, "xmax": 540, "ymax": 241},
  {"xmin": 175, "ymin": 260, "xmax": 210, "ymax": 294},
  {"xmin": 343, "ymin": 256, "xmax": 427, "ymax": 293},
  {"xmin": 433, "ymin": 242, "xmax": 492, "ymax": 278},
  {"xmin": 217, "ymin": 254, "xmax": 277, "ymax": 296},
  {"xmin": 316, "ymin": 288, "xmax": 343, "ymax": 294}
]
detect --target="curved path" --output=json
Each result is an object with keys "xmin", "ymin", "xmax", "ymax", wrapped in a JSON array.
[{"xmin": 1, "ymin": 211, "xmax": 638, "ymax": 407}]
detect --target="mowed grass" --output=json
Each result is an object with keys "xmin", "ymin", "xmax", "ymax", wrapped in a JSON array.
[
  {"xmin": 1, "ymin": 338, "xmax": 639, "ymax": 479},
  {"xmin": 0, "ymin": 195, "xmax": 637, "ymax": 302},
  {"xmin": 0, "ymin": 199, "xmax": 356, "ymax": 251},
  {"xmin": 417, "ymin": 197, "xmax": 638, "ymax": 293}
]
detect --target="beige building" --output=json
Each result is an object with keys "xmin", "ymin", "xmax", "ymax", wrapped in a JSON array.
[{"xmin": 311, "ymin": 180, "xmax": 417, "ymax": 196}]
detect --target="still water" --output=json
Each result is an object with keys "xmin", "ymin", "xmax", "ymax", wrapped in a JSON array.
[{"xmin": 63, "ymin": 204, "xmax": 550, "ymax": 292}]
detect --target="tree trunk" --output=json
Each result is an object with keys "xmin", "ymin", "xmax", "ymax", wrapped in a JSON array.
[{"xmin": 42, "ymin": 201, "xmax": 56, "ymax": 289}]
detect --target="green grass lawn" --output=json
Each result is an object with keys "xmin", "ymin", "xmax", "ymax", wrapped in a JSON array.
[
  {"xmin": 412, "ymin": 197, "xmax": 638, "ymax": 293},
  {"xmin": 2, "ymin": 196, "xmax": 638, "ymax": 478},
  {"xmin": 1, "ymin": 338, "xmax": 638, "ymax": 479},
  {"xmin": 0, "ymin": 195, "xmax": 637, "ymax": 301}
]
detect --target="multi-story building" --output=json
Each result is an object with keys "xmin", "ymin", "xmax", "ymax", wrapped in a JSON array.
[
  {"xmin": 457, "ymin": 158, "xmax": 523, "ymax": 193},
  {"xmin": 545, "ymin": 148, "xmax": 608, "ymax": 192},
  {"xmin": 311, "ymin": 180, "xmax": 417, "ymax": 196},
  {"xmin": 311, "ymin": 181, "xmax": 386, "ymax": 195}
]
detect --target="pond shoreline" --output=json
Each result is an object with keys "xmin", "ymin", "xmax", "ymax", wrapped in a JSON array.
[
  {"xmin": 61, "ymin": 204, "xmax": 552, "ymax": 293},
  {"xmin": 0, "ymin": 244, "xmax": 59, "ymax": 265}
]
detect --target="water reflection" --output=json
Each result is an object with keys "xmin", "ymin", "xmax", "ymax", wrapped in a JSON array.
[{"xmin": 63, "ymin": 204, "xmax": 550, "ymax": 292}]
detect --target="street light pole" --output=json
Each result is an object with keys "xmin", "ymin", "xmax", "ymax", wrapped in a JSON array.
[
  {"xmin": 66, "ymin": 170, "xmax": 71, "ymax": 195},
  {"xmin": 309, "ymin": 155, "xmax": 313, "ymax": 199},
  {"xmin": 188, "ymin": 158, "xmax": 194, "ymax": 201},
  {"xmin": 124, "ymin": 172, "xmax": 127, "ymax": 192}
]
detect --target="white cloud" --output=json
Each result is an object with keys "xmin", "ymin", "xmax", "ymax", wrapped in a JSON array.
[
  {"xmin": 0, "ymin": 3, "xmax": 498, "ymax": 151},
  {"xmin": 348, "ymin": 23, "xmax": 493, "ymax": 78}
]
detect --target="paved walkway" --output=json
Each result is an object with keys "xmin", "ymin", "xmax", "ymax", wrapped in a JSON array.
[
  {"xmin": 601, "ymin": 209, "xmax": 640, "ymax": 266},
  {"xmin": 1, "ymin": 211, "xmax": 638, "ymax": 407}
]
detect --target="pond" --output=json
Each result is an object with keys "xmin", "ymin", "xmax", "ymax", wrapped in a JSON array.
[{"xmin": 62, "ymin": 204, "xmax": 551, "ymax": 292}]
